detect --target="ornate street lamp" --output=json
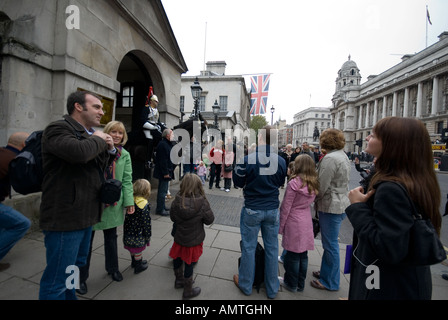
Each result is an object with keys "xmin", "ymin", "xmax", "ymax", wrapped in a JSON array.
[
  {"xmin": 190, "ymin": 77, "xmax": 202, "ymax": 119},
  {"xmin": 212, "ymin": 99, "xmax": 220, "ymax": 128},
  {"xmin": 270, "ymin": 105, "xmax": 275, "ymax": 125}
]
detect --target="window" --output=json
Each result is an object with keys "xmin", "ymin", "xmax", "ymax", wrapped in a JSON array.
[
  {"xmin": 219, "ymin": 96, "xmax": 228, "ymax": 111},
  {"xmin": 180, "ymin": 96, "xmax": 185, "ymax": 112},
  {"xmin": 199, "ymin": 96, "xmax": 206, "ymax": 112},
  {"xmin": 436, "ymin": 121, "xmax": 444, "ymax": 134},
  {"xmin": 122, "ymin": 85, "xmax": 134, "ymax": 108}
]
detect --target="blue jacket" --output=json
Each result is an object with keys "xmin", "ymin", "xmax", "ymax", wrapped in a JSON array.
[{"xmin": 233, "ymin": 145, "xmax": 286, "ymax": 210}]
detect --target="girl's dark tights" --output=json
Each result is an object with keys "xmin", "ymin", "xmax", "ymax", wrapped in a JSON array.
[{"xmin": 173, "ymin": 257, "xmax": 196, "ymax": 278}]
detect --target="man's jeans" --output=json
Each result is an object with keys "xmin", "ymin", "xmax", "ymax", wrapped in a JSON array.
[
  {"xmin": 238, "ymin": 207, "xmax": 279, "ymax": 299},
  {"xmin": 39, "ymin": 227, "xmax": 92, "ymax": 300},
  {"xmin": 156, "ymin": 179, "xmax": 169, "ymax": 214},
  {"xmin": 0, "ymin": 203, "xmax": 31, "ymax": 260}
]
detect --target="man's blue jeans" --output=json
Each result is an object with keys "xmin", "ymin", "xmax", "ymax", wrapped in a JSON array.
[
  {"xmin": 318, "ymin": 211, "xmax": 346, "ymax": 291},
  {"xmin": 39, "ymin": 227, "xmax": 92, "ymax": 300},
  {"xmin": 238, "ymin": 207, "xmax": 279, "ymax": 299},
  {"xmin": 156, "ymin": 178, "xmax": 169, "ymax": 214},
  {"xmin": 0, "ymin": 203, "xmax": 31, "ymax": 260}
]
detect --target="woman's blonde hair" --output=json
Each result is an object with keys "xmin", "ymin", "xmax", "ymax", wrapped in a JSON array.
[
  {"xmin": 178, "ymin": 173, "xmax": 205, "ymax": 208},
  {"xmin": 103, "ymin": 120, "xmax": 128, "ymax": 146},
  {"xmin": 290, "ymin": 154, "xmax": 319, "ymax": 195},
  {"xmin": 133, "ymin": 179, "xmax": 151, "ymax": 199}
]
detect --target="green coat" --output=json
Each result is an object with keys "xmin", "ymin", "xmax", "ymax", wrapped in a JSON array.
[{"xmin": 93, "ymin": 148, "xmax": 134, "ymax": 231}]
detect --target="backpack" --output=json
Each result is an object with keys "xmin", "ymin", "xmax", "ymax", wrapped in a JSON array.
[
  {"xmin": 9, "ymin": 130, "xmax": 44, "ymax": 195},
  {"xmin": 238, "ymin": 241, "xmax": 265, "ymax": 293}
]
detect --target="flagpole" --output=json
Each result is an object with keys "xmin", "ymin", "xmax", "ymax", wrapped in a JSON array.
[
  {"xmin": 203, "ymin": 22, "xmax": 207, "ymax": 71},
  {"xmin": 426, "ymin": 5, "xmax": 428, "ymax": 48}
]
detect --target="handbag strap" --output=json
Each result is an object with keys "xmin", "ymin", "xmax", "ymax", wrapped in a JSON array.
[{"xmin": 391, "ymin": 182, "xmax": 424, "ymax": 220}]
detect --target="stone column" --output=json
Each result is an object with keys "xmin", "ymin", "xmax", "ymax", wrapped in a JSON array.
[
  {"xmin": 373, "ymin": 99, "xmax": 378, "ymax": 125},
  {"xmin": 382, "ymin": 96, "xmax": 387, "ymax": 118},
  {"xmin": 431, "ymin": 76, "xmax": 438, "ymax": 116},
  {"xmin": 358, "ymin": 105, "xmax": 363, "ymax": 129},
  {"xmin": 416, "ymin": 82, "xmax": 423, "ymax": 117},
  {"xmin": 392, "ymin": 91, "xmax": 398, "ymax": 116},
  {"xmin": 403, "ymin": 87, "xmax": 409, "ymax": 117},
  {"xmin": 365, "ymin": 102, "xmax": 370, "ymax": 128}
]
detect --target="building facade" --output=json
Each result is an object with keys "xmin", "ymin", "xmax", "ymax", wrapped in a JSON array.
[
  {"xmin": 0, "ymin": 0, "xmax": 187, "ymax": 227},
  {"xmin": 331, "ymin": 32, "xmax": 448, "ymax": 153},
  {"xmin": 180, "ymin": 61, "xmax": 251, "ymax": 143},
  {"xmin": 292, "ymin": 107, "xmax": 331, "ymax": 148},
  {"xmin": 0, "ymin": 0, "xmax": 187, "ymax": 146}
]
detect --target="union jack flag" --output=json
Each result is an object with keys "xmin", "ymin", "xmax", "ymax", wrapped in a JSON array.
[{"xmin": 250, "ymin": 74, "xmax": 270, "ymax": 115}]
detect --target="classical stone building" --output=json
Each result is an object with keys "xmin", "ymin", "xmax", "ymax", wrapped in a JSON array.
[
  {"xmin": 0, "ymin": 0, "xmax": 187, "ymax": 227},
  {"xmin": 292, "ymin": 107, "xmax": 331, "ymax": 147},
  {"xmin": 0, "ymin": 0, "xmax": 187, "ymax": 146},
  {"xmin": 331, "ymin": 32, "xmax": 448, "ymax": 153},
  {"xmin": 180, "ymin": 61, "xmax": 251, "ymax": 143}
]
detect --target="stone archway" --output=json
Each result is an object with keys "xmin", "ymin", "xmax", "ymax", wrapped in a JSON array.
[{"xmin": 116, "ymin": 50, "xmax": 165, "ymax": 181}]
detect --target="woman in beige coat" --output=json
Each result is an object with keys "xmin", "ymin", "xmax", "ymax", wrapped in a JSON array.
[{"xmin": 311, "ymin": 128, "xmax": 350, "ymax": 291}]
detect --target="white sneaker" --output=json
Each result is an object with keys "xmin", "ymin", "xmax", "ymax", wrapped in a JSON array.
[
  {"xmin": 220, "ymin": 187, "xmax": 225, "ymax": 191},
  {"xmin": 225, "ymin": 189, "xmax": 230, "ymax": 192}
]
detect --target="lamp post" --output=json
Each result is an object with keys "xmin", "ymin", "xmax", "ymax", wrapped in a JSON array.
[
  {"xmin": 190, "ymin": 77, "xmax": 202, "ymax": 119},
  {"xmin": 212, "ymin": 99, "xmax": 220, "ymax": 129},
  {"xmin": 270, "ymin": 105, "xmax": 275, "ymax": 125}
]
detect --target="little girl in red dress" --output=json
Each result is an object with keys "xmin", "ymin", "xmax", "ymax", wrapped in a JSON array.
[{"xmin": 169, "ymin": 173, "xmax": 214, "ymax": 299}]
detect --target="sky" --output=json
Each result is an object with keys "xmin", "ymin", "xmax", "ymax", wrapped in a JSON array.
[{"xmin": 161, "ymin": 0, "xmax": 448, "ymax": 124}]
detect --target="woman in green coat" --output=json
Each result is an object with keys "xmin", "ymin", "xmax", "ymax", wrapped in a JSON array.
[{"xmin": 78, "ymin": 121, "xmax": 134, "ymax": 295}]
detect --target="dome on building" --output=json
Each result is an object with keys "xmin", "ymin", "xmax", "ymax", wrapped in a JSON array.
[
  {"xmin": 338, "ymin": 54, "xmax": 361, "ymax": 79},
  {"xmin": 341, "ymin": 55, "xmax": 358, "ymax": 71}
]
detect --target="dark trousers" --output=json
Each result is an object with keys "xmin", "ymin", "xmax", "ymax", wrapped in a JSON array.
[
  {"xmin": 224, "ymin": 177, "xmax": 231, "ymax": 190},
  {"xmin": 79, "ymin": 228, "xmax": 119, "ymax": 282},
  {"xmin": 209, "ymin": 163, "xmax": 222, "ymax": 188}
]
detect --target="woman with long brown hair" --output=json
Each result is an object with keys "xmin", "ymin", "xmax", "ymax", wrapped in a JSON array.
[{"xmin": 347, "ymin": 117, "xmax": 442, "ymax": 299}]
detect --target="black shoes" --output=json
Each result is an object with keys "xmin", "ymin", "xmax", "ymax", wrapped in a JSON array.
[
  {"xmin": 76, "ymin": 270, "xmax": 123, "ymax": 296},
  {"xmin": 109, "ymin": 271, "xmax": 123, "ymax": 282},
  {"xmin": 156, "ymin": 209, "xmax": 170, "ymax": 216},
  {"xmin": 131, "ymin": 256, "xmax": 148, "ymax": 274},
  {"xmin": 76, "ymin": 281, "xmax": 88, "ymax": 295}
]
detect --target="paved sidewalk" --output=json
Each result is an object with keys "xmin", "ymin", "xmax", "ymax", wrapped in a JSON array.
[{"xmin": 1, "ymin": 184, "xmax": 447, "ymax": 300}]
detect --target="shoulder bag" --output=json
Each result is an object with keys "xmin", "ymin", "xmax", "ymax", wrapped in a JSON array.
[{"xmin": 396, "ymin": 183, "xmax": 446, "ymax": 266}]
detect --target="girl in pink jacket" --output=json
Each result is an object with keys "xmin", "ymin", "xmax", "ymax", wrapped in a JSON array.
[{"xmin": 279, "ymin": 154, "xmax": 319, "ymax": 292}]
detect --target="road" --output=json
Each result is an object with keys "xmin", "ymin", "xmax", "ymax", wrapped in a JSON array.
[{"xmin": 338, "ymin": 162, "xmax": 448, "ymax": 247}]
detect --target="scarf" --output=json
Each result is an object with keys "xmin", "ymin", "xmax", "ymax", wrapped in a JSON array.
[{"xmin": 105, "ymin": 145, "xmax": 122, "ymax": 180}]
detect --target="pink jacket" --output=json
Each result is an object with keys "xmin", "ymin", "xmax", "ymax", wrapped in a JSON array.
[
  {"xmin": 221, "ymin": 151, "xmax": 234, "ymax": 179},
  {"xmin": 279, "ymin": 176, "xmax": 316, "ymax": 253}
]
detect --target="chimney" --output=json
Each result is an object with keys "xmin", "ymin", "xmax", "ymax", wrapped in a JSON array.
[
  {"xmin": 205, "ymin": 61, "xmax": 226, "ymax": 76},
  {"xmin": 438, "ymin": 31, "xmax": 448, "ymax": 41}
]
